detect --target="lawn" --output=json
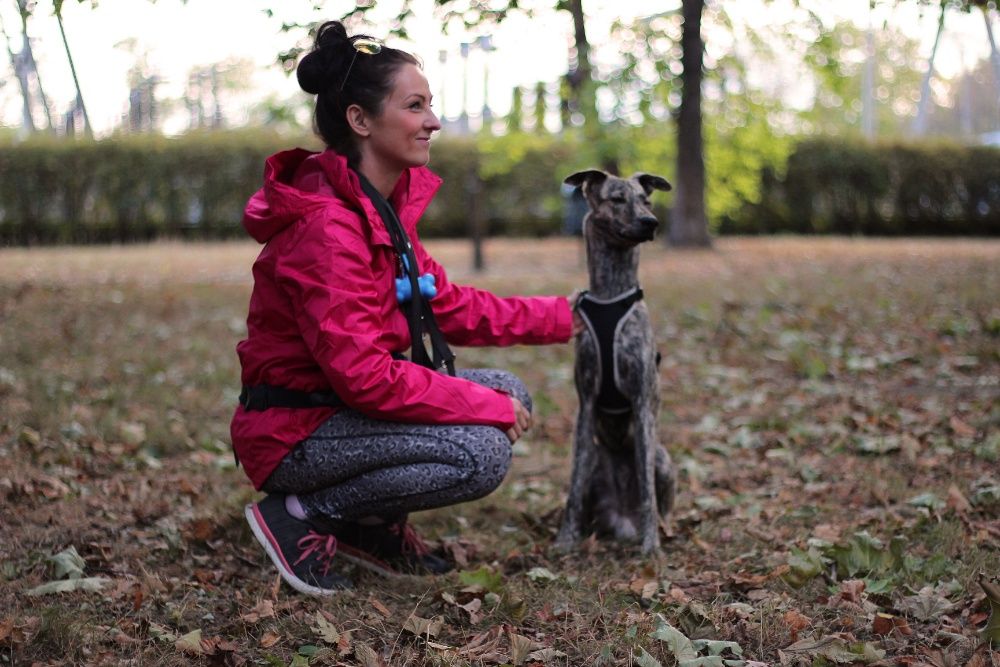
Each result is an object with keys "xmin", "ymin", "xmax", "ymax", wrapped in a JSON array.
[{"xmin": 1, "ymin": 237, "xmax": 998, "ymax": 666}]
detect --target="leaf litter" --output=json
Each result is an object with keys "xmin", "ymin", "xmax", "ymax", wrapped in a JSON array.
[{"xmin": 1, "ymin": 238, "xmax": 998, "ymax": 665}]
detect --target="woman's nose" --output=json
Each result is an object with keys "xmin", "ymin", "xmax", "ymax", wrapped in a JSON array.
[{"xmin": 426, "ymin": 109, "xmax": 442, "ymax": 132}]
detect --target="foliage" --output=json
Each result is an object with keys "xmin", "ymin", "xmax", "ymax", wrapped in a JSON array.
[{"xmin": 724, "ymin": 137, "xmax": 1000, "ymax": 235}]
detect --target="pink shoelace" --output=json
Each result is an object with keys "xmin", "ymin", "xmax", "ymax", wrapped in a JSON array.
[
  {"xmin": 389, "ymin": 521, "xmax": 430, "ymax": 557},
  {"xmin": 294, "ymin": 531, "xmax": 339, "ymax": 576}
]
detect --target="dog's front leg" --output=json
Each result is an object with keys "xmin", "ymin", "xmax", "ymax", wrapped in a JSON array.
[
  {"xmin": 634, "ymin": 402, "xmax": 660, "ymax": 553},
  {"xmin": 555, "ymin": 399, "xmax": 598, "ymax": 550}
]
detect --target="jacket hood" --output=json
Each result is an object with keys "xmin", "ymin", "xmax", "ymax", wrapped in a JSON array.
[{"xmin": 242, "ymin": 147, "xmax": 443, "ymax": 244}]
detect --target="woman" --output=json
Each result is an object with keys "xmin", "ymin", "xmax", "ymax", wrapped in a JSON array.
[{"xmin": 232, "ymin": 21, "xmax": 577, "ymax": 596}]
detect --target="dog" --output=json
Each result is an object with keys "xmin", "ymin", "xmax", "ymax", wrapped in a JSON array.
[{"xmin": 555, "ymin": 169, "xmax": 676, "ymax": 554}]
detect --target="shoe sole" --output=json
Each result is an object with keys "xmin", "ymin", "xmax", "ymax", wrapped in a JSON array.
[
  {"xmin": 245, "ymin": 503, "xmax": 346, "ymax": 597},
  {"xmin": 337, "ymin": 543, "xmax": 404, "ymax": 578}
]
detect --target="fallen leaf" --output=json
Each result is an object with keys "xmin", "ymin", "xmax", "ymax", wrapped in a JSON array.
[
  {"xmin": 311, "ymin": 612, "xmax": 340, "ymax": 645},
  {"xmin": 838, "ymin": 579, "xmax": 866, "ymax": 604},
  {"xmin": 980, "ymin": 574, "xmax": 1000, "ymax": 646},
  {"xmin": 26, "ymin": 576, "xmax": 110, "ymax": 596},
  {"xmin": 899, "ymin": 586, "xmax": 957, "ymax": 621},
  {"xmin": 526, "ymin": 566, "xmax": 558, "ymax": 582},
  {"xmin": 459, "ymin": 597, "xmax": 483, "ymax": 623},
  {"xmin": 259, "ymin": 631, "xmax": 281, "ymax": 648},
  {"xmin": 175, "ymin": 629, "xmax": 204, "ymax": 655},
  {"xmin": 946, "ymin": 485, "xmax": 972, "ymax": 513},
  {"xmin": 369, "ymin": 597, "xmax": 392, "ymax": 618},
  {"xmin": 354, "ymin": 642, "xmax": 385, "ymax": 667},
  {"xmin": 783, "ymin": 635, "xmax": 885, "ymax": 664},
  {"xmin": 527, "ymin": 647, "xmax": 568, "ymax": 662},
  {"xmin": 402, "ymin": 614, "xmax": 443, "ymax": 639},
  {"xmin": 241, "ymin": 599, "xmax": 276, "ymax": 624},
  {"xmin": 949, "ymin": 416, "xmax": 976, "ymax": 438},
  {"xmin": 48, "ymin": 546, "xmax": 86, "ymax": 579},
  {"xmin": 873, "ymin": 613, "xmax": 913, "ymax": 637},
  {"xmin": 508, "ymin": 631, "xmax": 541, "ymax": 665},
  {"xmin": 783, "ymin": 610, "xmax": 811, "ymax": 642},
  {"xmin": 649, "ymin": 615, "xmax": 698, "ymax": 662}
]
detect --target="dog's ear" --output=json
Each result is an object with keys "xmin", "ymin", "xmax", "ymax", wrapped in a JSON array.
[
  {"xmin": 564, "ymin": 169, "xmax": 608, "ymax": 192},
  {"xmin": 635, "ymin": 173, "xmax": 672, "ymax": 194}
]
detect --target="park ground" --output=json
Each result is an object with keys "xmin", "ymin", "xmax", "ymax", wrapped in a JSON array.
[{"xmin": 0, "ymin": 237, "xmax": 998, "ymax": 666}]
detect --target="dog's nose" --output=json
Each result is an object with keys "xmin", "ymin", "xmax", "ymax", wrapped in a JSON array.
[{"xmin": 639, "ymin": 215, "xmax": 659, "ymax": 231}]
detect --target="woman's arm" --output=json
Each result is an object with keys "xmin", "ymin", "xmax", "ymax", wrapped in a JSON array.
[{"xmin": 411, "ymin": 237, "xmax": 574, "ymax": 347}]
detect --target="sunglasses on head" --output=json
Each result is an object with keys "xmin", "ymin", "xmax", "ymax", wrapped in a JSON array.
[{"xmin": 339, "ymin": 37, "xmax": 383, "ymax": 91}]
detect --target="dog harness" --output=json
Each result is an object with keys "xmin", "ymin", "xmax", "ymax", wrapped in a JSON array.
[{"xmin": 575, "ymin": 287, "xmax": 645, "ymax": 414}]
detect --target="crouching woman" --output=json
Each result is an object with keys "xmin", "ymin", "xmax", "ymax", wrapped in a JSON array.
[{"xmin": 230, "ymin": 21, "xmax": 577, "ymax": 596}]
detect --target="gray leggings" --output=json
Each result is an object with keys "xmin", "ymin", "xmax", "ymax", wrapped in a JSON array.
[{"xmin": 261, "ymin": 369, "xmax": 531, "ymax": 522}]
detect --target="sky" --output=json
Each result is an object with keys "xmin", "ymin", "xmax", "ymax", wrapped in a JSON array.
[{"xmin": 0, "ymin": 0, "xmax": 995, "ymax": 137}]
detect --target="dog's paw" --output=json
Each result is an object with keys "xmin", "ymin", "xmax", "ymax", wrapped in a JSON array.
[{"xmin": 552, "ymin": 533, "xmax": 578, "ymax": 553}]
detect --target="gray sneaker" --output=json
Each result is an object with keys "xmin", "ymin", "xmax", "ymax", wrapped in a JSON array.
[{"xmin": 245, "ymin": 495, "xmax": 352, "ymax": 596}]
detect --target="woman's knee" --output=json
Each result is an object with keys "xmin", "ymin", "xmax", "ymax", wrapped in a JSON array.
[
  {"xmin": 459, "ymin": 425, "xmax": 513, "ymax": 497},
  {"xmin": 486, "ymin": 369, "xmax": 533, "ymax": 413}
]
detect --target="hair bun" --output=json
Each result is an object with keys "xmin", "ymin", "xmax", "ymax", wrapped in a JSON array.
[{"xmin": 296, "ymin": 21, "xmax": 351, "ymax": 95}]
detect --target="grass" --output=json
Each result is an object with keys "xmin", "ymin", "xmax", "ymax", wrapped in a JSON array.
[{"xmin": 0, "ymin": 237, "xmax": 998, "ymax": 666}]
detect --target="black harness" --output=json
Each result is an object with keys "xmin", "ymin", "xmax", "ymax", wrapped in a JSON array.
[
  {"xmin": 575, "ymin": 287, "xmax": 645, "ymax": 414},
  {"xmin": 239, "ymin": 170, "xmax": 455, "ymax": 414}
]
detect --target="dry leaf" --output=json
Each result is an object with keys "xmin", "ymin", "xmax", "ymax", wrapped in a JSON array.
[
  {"xmin": 354, "ymin": 642, "xmax": 385, "ymax": 667},
  {"xmin": 508, "ymin": 631, "xmax": 541, "ymax": 666},
  {"xmin": 369, "ymin": 597, "xmax": 392, "ymax": 618},
  {"xmin": 946, "ymin": 485, "xmax": 972, "ymax": 513},
  {"xmin": 175, "ymin": 629, "xmax": 204, "ymax": 655},
  {"xmin": 783, "ymin": 609, "xmax": 812, "ymax": 643},
  {"xmin": 402, "ymin": 614, "xmax": 443, "ymax": 639},
  {"xmin": 241, "ymin": 599, "xmax": 275, "ymax": 623},
  {"xmin": 838, "ymin": 579, "xmax": 866, "ymax": 603},
  {"xmin": 949, "ymin": 416, "xmax": 976, "ymax": 438},
  {"xmin": 259, "ymin": 631, "xmax": 281, "ymax": 648},
  {"xmin": 311, "ymin": 612, "xmax": 340, "ymax": 645}
]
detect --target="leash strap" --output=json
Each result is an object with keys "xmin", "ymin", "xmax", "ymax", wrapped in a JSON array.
[{"xmin": 356, "ymin": 171, "xmax": 456, "ymax": 376}]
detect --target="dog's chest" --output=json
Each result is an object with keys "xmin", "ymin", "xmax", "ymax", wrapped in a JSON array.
[{"xmin": 575, "ymin": 291, "xmax": 652, "ymax": 411}]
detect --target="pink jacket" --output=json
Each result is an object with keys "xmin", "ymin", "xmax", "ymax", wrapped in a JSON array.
[{"xmin": 231, "ymin": 148, "xmax": 573, "ymax": 489}]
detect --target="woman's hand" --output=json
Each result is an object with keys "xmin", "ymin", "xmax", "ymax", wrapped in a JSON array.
[{"xmin": 505, "ymin": 396, "xmax": 532, "ymax": 444}]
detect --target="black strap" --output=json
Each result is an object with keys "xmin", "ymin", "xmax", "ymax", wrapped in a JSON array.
[
  {"xmin": 576, "ymin": 288, "xmax": 646, "ymax": 414},
  {"xmin": 239, "ymin": 384, "xmax": 345, "ymax": 411},
  {"xmin": 356, "ymin": 171, "xmax": 456, "ymax": 376}
]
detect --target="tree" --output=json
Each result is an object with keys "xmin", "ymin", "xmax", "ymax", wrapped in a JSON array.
[
  {"xmin": 53, "ymin": 0, "xmax": 92, "ymax": 137},
  {"xmin": 901, "ymin": 0, "xmax": 997, "ymax": 136},
  {"xmin": 670, "ymin": 0, "xmax": 710, "ymax": 247},
  {"xmin": 271, "ymin": 0, "xmax": 714, "ymax": 246}
]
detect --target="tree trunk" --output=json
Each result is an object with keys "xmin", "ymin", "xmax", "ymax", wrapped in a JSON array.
[
  {"xmin": 16, "ymin": 0, "xmax": 53, "ymax": 131},
  {"xmin": 55, "ymin": 6, "xmax": 93, "ymax": 138},
  {"xmin": 0, "ymin": 10, "xmax": 35, "ymax": 133},
  {"xmin": 913, "ymin": 0, "xmax": 946, "ymax": 136},
  {"xmin": 984, "ymin": 6, "xmax": 1000, "ymax": 113},
  {"xmin": 669, "ymin": 0, "xmax": 711, "ymax": 247},
  {"xmin": 566, "ymin": 0, "xmax": 590, "ymax": 94}
]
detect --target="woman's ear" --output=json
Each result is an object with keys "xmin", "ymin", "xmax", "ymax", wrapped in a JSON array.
[{"xmin": 345, "ymin": 104, "xmax": 371, "ymax": 138}]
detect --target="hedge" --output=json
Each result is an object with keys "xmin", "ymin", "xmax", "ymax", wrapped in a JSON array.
[
  {"xmin": 0, "ymin": 130, "xmax": 585, "ymax": 244},
  {"xmin": 1, "ymin": 131, "xmax": 996, "ymax": 244},
  {"xmin": 722, "ymin": 138, "xmax": 1000, "ymax": 236}
]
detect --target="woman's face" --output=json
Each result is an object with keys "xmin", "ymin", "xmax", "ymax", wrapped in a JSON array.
[{"xmin": 364, "ymin": 63, "xmax": 441, "ymax": 172}]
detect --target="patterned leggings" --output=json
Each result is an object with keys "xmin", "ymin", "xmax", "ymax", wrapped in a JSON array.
[{"xmin": 261, "ymin": 369, "xmax": 531, "ymax": 522}]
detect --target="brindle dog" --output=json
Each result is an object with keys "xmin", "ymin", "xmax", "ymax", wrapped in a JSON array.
[{"xmin": 555, "ymin": 169, "xmax": 676, "ymax": 554}]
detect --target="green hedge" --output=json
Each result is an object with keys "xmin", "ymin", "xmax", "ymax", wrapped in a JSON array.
[
  {"xmin": 0, "ymin": 130, "xmax": 585, "ymax": 244},
  {"xmin": 722, "ymin": 138, "xmax": 1000, "ymax": 235},
  {"xmin": 2, "ymin": 130, "xmax": 995, "ymax": 244}
]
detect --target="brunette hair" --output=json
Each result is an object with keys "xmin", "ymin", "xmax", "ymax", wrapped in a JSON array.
[{"xmin": 296, "ymin": 21, "xmax": 419, "ymax": 164}]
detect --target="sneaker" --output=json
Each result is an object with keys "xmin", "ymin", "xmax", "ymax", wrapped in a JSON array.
[
  {"xmin": 245, "ymin": 495, "xmax": 352, "ymax": 596},
  {"xmin": 315, "ymin": 515, "xmax": 453, "ymax": 577}
]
